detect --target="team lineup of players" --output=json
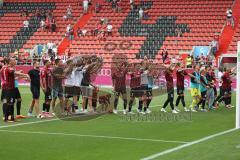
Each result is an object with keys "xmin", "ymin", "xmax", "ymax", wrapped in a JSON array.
[
  {"xmin": 1, "ymin": 56, "xmax": 103, "ymax": 122},
  {"xmin": 0, "ymin": 55, "xmax": 235, "ymax": 122},
  {"xmin": 111, "ymin": 55, "xmax": 235, "ymax": 114}
]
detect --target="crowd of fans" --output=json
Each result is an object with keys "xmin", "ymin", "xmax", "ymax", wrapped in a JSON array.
[
  {"xmin": 67, "ymin": 17, "xmax": 113, "ymax": 40},
  {"xmin": 161, "ymin": 48, "xmax": 216, "ymax": 69}
]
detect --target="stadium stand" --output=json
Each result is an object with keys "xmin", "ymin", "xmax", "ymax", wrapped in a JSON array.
[
  {"xmin": 227, "ymin": 20, "xmax": 240, "ymax": 54},
  {"xmin": 0, "ymin": 0, "xmax": 81, "ymax": 56},
  {"xmin": 0, "ymin": 2, "xmax": 55, "ymax": 55},
  {"xmin": 0, "ymin": 0, "xmax": 238, "ymax": 65},
  {"xmin": 68, "ymin": 0, "xmax": 234, "ymax": 65}
]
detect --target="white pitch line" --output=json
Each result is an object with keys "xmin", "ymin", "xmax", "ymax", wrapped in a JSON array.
[
  {"xmin": 0, "ymin": 129, "xmax": 189, "ymax": 144},
  {"xmin": 0, "ymin": 105, "xmax": 161, "ymax": 129},
  {"xmin": 141, "ymin": 128, "xmax": 238, "ymax": 160},
  {"xmin": 0, "ymin": 118, "xmax": 59, "ymax": 129}
]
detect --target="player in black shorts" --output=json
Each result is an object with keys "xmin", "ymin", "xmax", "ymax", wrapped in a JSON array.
[
  {"xmin": 28, "ymin": 61, "xmax": 41, "ymax": 118},
  {"xmin": 1, "ymin": 57, "xmax": 29, "ymax": 122},
  {"xmin": 40, "ymin": 60, "xmax": 53, "ymax": 118},
  {"xmin": 128, "ymin": 63, "xmax": 142, "ymax": 113},
  {"xmin": 175, "ymin": 63, "xmax": 190, "ymax": 112},
  {"xmin": 111, "ymin": 62, "xmax": 128, "ymax": 114},
  {"xmin": 161, "ymin": 64, "xmax": 179, "ymax": 114},
  {"xmin": 14, "ymin": 79, "xmax": 26, "ymax": 119}
]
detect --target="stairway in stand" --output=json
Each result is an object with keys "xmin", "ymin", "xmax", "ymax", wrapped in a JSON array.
[
  {"xmin": 216, "ymin": 0, "xmax": 240, "ymax": 58},
  {"xmin": 57, "ymin": 13, "xmax": 93, "ymax": 55}
]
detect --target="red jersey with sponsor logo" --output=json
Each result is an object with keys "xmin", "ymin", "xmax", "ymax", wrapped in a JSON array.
[
  {"xmin": 129, "ymin": 72, "xmax": 141, "ymax": 89},
  {"xmin": 222, "ymin": 72, "xmax": 231, "ymax": 89},
  {"xmin": 0, "ymin": 66, "xmax": 15, "ymax": 90},
  {"xmin": 176, "ymin": 69, "xmax": 187, "ymax": 88},
  {"xmin": 112, "ymin": 68, "xmax": 127, "ymax": 90},
  {"xmin": 40, "ymin": 67, "xmax": 52, "ymax": 89},
  {"xmin": 165, "ymin": 69, "xmax": 174, "ymax": 90}
]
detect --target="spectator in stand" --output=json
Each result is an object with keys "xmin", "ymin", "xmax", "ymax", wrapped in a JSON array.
[
  {"xmin": 41, "ymin": 9, "xmax": 46, "ymax": 20},
  {"xmin": 21, "ymin": 9, "xmax": 28, "ymax": 17},
  {"xmin": 45, "ymin": 17, "xmax": 50, "ymax": 31},
  {"xmin": 41, "ymin": 52, "xmax": 49, "ymax": 64},
  {"xmin": 24, "ymin": 51, "xmax": 30, "ymax": 65},
  {"xmin": 195, "ymin": 55, "xmax": 200, "ymax": 65},
  {"xmin": 47, "ymin": 41, "xmax": 55, "ymax": 59},
  {"xmin": 32, "ymin": 53, "xmax": 39, "ymax": 62},
  {"xmin": 23, "ymin": 19, "xmax": 29, "ymax": 31},
  {"xmin": 82, "ymin": 29, "xmax": 87, "ymax": 36},
  {"xmin": 209, "ymin": 38, "xmax": 219, "ymax": 55},
  {"xmin": 47, "ymin": 10, "xmax": 53, "ymax": 20},
  {"xmin": 95, "ymin": 2, "xmax": 101, "ymax": 13},
  {"xmin": 77, "ymin": 27, "xmax": 83, "ymax": 37},
  {"xmin": 139, "ymin": 8, "xmax": 143, "ymax": 20},
  {"xmin": 18, "ymin": 53, "xmax": 24, "ymax": 65},
  {"xmin": 161, "ymin": 48, "xmax": 168, "ymax": 63},
  {"xmin": 176, "ymin": 55, "xmax": 183, "ymax": 64},
  {"xmin": 100, "ymin": 18, "xmax": 105, "ymax": 25},
  {"xmin": 83, "ymin": 0, "xmax": 89, "ymax": 14},
  {"xmin": 40, "ymin": 19, "xmax": 46, "ymax": 31},
  {"xmin": 20, "ymin": 9, "xmax": 24, "ymax": 17},
  {"xmin": 199, "ymin": 53, "xmax": 205, "ymax": 65},
  {"xmin": 62, "ymin": 51, "xmax": 69, "ymax": 63},
  {"xmin": 69, "ymin": 28, "xmax": 74, "ymax": 40},
  {"xmin": 205, "ymin": 55, "xmax": 210, "ymax": 65},
  {"xmin": 106, "ymin": 23, "xmax": 113, "ymax": 36},
  {"xmin": 171, "ymin": 56, "xmax": 177, "ymax": 64},
  {"xmin": 66, "ymin": 24, "xmax": 74, "ymax": 40},
  {"xmin": 130, "ymin": 0, "xmax": 135, "ymax": 10},
  {"xmin": 226, "ymin": 8, "xmax": 234, "ymax": 27},
  {"xmin": 35, "ymin": 8, "xmax": 41, "ymax": 20},
  {"xmin": 14, "ymin": 49, "xmax": 19, "ymax": 57},
  {"xmin": 66, "ymin": 24, "xmax": 71, "ymax": 33},
  {"xmin": 175, "ymin": 27, "xmax": 182, "ymax": 45},
  {"xmin": 185, "ymin": 54, "xmax": 192, "ymax": 68},
  {"xmin": 212, "ymin": 56, "xmax": 217, "ymax": 67},
  {"xmin": 67, "ymin": 5, "xmax": 72, "ymax": 19},
  {"xmin": 89, "ymin": 0, "xmax": 92, "ymax": 6},
  {"xmin": 112, "ymin": 0, "xmax": 118, "ymax": 12},
  {"xmin": 77, "ymin": 28, "xmax": 87, "ymax": 37},
  {"xmin": 51, "ymin": 18, "xmax": 56, "ymax": 32}
]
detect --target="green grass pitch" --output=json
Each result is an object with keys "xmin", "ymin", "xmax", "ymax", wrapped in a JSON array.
[{"xmin": 0, "ymin": 86, "xmax": 239, "ymax": 160}]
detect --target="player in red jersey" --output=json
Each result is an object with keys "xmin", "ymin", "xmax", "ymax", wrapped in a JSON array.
[
  {"xmin": 1, "ymin": 57, "xmax": 29, "ymax": 122},
  {"xmin": 128, "ymin": 63, "xmax": 143, "ymax": 114},
  {"xmin": 40, "ymin": 59, "xmax": 53, "ymax": 118},
  {"xmin": 175, "ymin": 63, "xmax": 190, "ymax": 112},
  {"xmin": 217, "ymin": 68, "xmax": 235, "ymax": 108},
  {"xmin": 161, "ymin": 64, "xmax": 178, "ymax": 114},
  {"xmin": 111, "ymin": 61, "xmax": 128, "ymax": 114}
]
